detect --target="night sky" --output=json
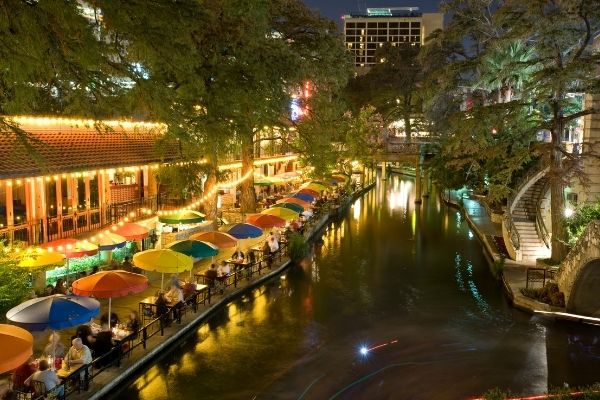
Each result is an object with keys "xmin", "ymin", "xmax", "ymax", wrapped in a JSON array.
[{"xmin": 301, "ymin": 0, "xmax": 443, "ymax": 28}]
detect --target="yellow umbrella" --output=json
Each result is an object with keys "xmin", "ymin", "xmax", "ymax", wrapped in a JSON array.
[
  {"xmin": 302, "ymin": 182, "xmax": 328, "ymax": 191},
  {"xmin": 133, "ymin": 249, "xmax": 193, "ymax": 289},
  {"xmin": 261, "ymin": 207, "xmax": 299, "ymax": 221},
  {"xmin": 18, "ymin": 248, "xmax": 66, "ymax": 269}
]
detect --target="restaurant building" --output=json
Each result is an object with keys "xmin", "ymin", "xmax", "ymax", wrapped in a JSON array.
[{"xmin": 0, "ymin": 116, "xmax": 298, "ymax": 247}]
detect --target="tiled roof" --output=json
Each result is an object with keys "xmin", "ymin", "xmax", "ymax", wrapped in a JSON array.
[{"xmin": 0, "ymin": 121, "xmax": 179, "ymax": 179}]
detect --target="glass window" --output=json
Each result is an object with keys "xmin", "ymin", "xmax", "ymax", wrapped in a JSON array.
[
  {"xmin": 400, "ymin": 22, "xmax": 409, "ymax": 28},
  {"xmin": 77, "ymin": 178, "xmax": 86, "ymax": 211},
  {"xmin": 90, "ymin": 175, "xmax": 99, "ymax": 209},
  {"xmin": 0, "ymin": 185, "xmax": 6, "ymax": 228},
  {"xmin": 367, "ymin": 22, "xmax": 376, "ymax": 28},
  {"xmin": 13, "ymin": 184, "xmax": 26, "ymax": 224},
  {"xmin": 357, "ymin": 22, "xmax": 366, "ymax": 28},
  {"xmin": 45, "ymin": 181, "xmax": 57, "ymax": 218},
  {"xmin": 411, "ymin": 22, "xmax": 421, "ymax": 28}
]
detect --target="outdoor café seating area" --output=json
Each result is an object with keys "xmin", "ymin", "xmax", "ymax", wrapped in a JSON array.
[{"xmin": 0, "ymin": 176, "xmax": 352, "ymax": 400}]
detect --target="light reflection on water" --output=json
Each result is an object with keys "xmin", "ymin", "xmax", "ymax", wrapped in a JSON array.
[{"xmin": 120, "ymin": 175, "xmax": 600, "ymax": 400}]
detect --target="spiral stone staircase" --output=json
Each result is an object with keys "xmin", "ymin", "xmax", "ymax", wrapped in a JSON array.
[{"xmin": 503, "ymin": 166, "xmax": 552, "ymax": 262}]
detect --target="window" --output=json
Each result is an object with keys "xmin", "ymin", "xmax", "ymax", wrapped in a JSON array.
[
  {"xmin": 400, "ymin": 22, "xmax": 409, "ymax": 28},
  {"xmin": 411, "ymin": 22, "xmax": 421, "ymax": 28},
  {"xmin": 367, "ymin": 22, "xmax": 376, "ymax": 28}
]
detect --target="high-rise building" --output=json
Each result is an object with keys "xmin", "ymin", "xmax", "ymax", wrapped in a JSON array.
[{"xmin": 343, "ymin": 7, "xmax": 443, "ymax": 68}]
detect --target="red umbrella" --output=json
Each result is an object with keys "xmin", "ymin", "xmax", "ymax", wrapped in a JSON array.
[
  {"xmin": 246, "ymin": 214, "xmax": 286, "ymax": 229},
  {"xmin": 72, "ymin": 270, "xmax": 148, "ymax": 330},
  {"xmin": 41, "ymin": 238, "xmax": 98, "ymax": 258},
  {"xmin": 112, "ymin": 222, "xmax": 149, "ymax": 240}
]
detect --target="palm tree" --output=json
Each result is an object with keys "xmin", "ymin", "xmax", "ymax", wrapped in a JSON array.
[{"xmin": 475, "ymin": 41, "xmax": 536, "ymax": 103}]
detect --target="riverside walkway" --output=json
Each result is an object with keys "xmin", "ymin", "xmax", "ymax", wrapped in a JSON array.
[
  {"xmin": 9, "ymin": 184, "xmax": 373, "ymax": 400},
  {"xmin": 441, "ymin": 189, "xmax": 563, "ymax": 314}
]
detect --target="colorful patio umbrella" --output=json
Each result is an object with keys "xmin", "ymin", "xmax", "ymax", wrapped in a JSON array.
[
  {"xmin": 291, "ymin": 192, "xmax": 315, "ymax": 203},
  {"xmin": 41, "ymin": 238, "xmax": 98, "ymax": 258},
  {"xmin": 331, "ymin": 174, "xmax": 347, "ymax": 183},
  {"xmin": 272, "ymin": 202, "xmax": 304, "ymax": 213},
  {"xmin": 261, "ymin": 207, "xmax": 299, "ymax": 221},
  {"xmin": 166, "ymin": 240, "xmax": 219, "ymax": 258},
  {"xmin": 0, "ymin": 324, "xmax": 33, "ymax": 374},
  {"xmin": 189, "ymin": 231, "xmax": 238, "ymax": 248},
  {"xmin": 253, "ymin": 176, "xmax": 284, "ymax": 186},
  {"xmin": 72, "ymin": 270, "xmax": 149, "ymax": 330},
  {"xmin": 6, "ymin": 294, "xmax": 100, "ymax": 331},
  {"xmin": 297, "ymin": 188, "xmax": 320, "ymax": 198},
  {"xmin": 91, "ymin": 232, "xmax": 127, "ymax": 251},
  {"xmin": 158, "ymin": 210, "xmax": 206, "ymax": 225},
  {"xmin": 18, "ymin": 248, "xmax": 65, "ymax": 269},
  {"xmin": 246, "ymin": 214, "xmax": 286, "ymax": 229},
  {"xmin": 133, "ymin": 249, "xmax": 193, "ymax": 289},
  {"xmin": 302, "ymin": 182, "xmax": 328, "ymax": 191},
  {"xmin": 227, "ymin": 223, "xmax": 263, "ymax": 239},
  {"xmin": 276, "ymin": 197, "xmax": 312, "ymax": 208},
  {"xmin": 112, "ymin": 222, "xmax": 149, "ymax": 240}
]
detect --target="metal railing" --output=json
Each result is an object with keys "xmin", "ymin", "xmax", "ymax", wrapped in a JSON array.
[
  {"xmin": 535, "ymin": 179, "xmax": 551, "ymax": 249},
  {"xmin": 504, "ymin": 161, "xmax": 549, "ymax": 252}
]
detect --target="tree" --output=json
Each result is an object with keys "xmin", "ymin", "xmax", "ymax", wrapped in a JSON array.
[
  {"xmin": 0, "ymin": 0, "xmax": 125, "ymax": 138},
  {"xmin": 347, "ymin": 44, "xmax": 424, "ymax": 140},
  {"xmin": 496, "ymin": 0, "xmax": 600, "ymax": 261}
]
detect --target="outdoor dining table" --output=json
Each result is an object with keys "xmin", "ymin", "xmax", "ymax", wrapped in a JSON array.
[{"xmin": 138, "ymin": 296, "xmax": 174, "ymax": 324}]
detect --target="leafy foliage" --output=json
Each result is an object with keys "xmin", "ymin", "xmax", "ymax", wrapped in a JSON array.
[
  {"xmin": 287, "ymin": 232, "xmax": 308, "ymax": 262},
  {"xmin": 564, "ymin": 200, "xmax": 600, "ymax": 246},
  {"xmin": 0, "ymin": 244, "xmax": 33, "ymax": 322}
]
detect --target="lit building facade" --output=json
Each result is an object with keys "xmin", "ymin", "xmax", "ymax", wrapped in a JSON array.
[
  {"xmin": 0, "ymin": 117, "xmax": 299, "ymax": 246},
  {"xmin": 343, "ymin": 7, "xmax": 443, "ymax": 69}
]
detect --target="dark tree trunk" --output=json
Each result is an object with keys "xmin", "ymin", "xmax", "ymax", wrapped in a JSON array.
[
  {"xmin": 550, "ymin": 98, "xmax": 568, "ymax": 262},
  {"xmin": 203, "ymin": 150, "xmax": 219, "ymax": 230},
  {"xmin": 240, "ymin": 132, "xmax": 256, "ymax": 214},
  {"xmin": 404, "ymin": 94, "xmax": 412, "ymax": 142}
]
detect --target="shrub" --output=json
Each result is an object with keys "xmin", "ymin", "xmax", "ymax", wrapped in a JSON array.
[
  {"xmin": 520, "ymin": 282, "xmax": 565, "ymax": 307},
  {"xmin": 482, "ymin": 388, "xmax": 510, "ymax": 400},
  {"xmin": 564, "ymin": 200, "xmax": 600, "ymax": 246},
  {"xmin": 287, "ymin": 232, "xmax": 309, "ymax": 262}
]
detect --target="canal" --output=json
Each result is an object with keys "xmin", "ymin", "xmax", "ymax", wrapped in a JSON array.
[{"xmin": 119, "ymin": 175, "xmax": 600, "ymax": 399}]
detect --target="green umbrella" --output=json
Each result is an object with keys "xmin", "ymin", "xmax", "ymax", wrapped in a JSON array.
[
  {"xmin": 159, "ymin": 210, "xmax": 206, "ymax": 225},
  {"xmin": 166, "ymin": 240, "xmax": 219, "ymax": 258},
  {"xmin": 272, "ymin": 202, "xmax": 304, "ymax": 213}
]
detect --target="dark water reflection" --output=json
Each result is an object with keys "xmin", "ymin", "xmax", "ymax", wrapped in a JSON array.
[{"xmin": 119, "ymin": 176, "xmax": 600, "ymax": 400}]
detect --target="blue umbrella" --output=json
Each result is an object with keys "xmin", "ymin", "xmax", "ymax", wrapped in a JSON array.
[
  {"xmin": 166, "ymin": 240, "xmax": 219, "ymax": 258},
  {"xmin": 292, "ymin": 192, "xmax": 315, "ymax": 202},
  {"xmin": 6, "ymin": 294, "xmax": 100, "ymax": 331},
  {"xmin": 227, "ymin": 223, "xmax": 263, "ymax": 239}
]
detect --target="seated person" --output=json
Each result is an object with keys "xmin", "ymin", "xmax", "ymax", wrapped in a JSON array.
[
  {"xmin": 125, "ymin": 311, "xmax": 140, "ymax": 334},
  {"xmin": 64, "ymin": 337, "xmax": 93, "ymax": 368},
  {"xmin": 165, "ymin": 283, "xmax": 184, "ymax": 322},
  {"xmin": 74, "ymin": 324, "xmax": 94, "ymax": 349},
  {"xmin": 205, "ymin": 264, "xmax": 218, "ymax": 288},
  {"xmin": 54, "ymin": 279, "xmax": 67, "ymax": 295},
  {"xmin": 155, "ymin": 291, "xmax": 171, "ymax": 325},
  {"xmin": 231, "ymin": 248, "xmax": 245, "ymax": 261},
  {"xmin": 24, "ymin": 359, "xmax": 63, "ymax": 398},
  {"xmin": 44, "ymin": 284, "xmax": 55, "ymax": 297},
  {"xmin": 12, "ymin": 356, "xmax": 35, "ymax": 390},
  {"xmin": 268, "ymin": 236, "xmax": 279, "ymax": 253},
  {"xmin": 44, "ymin": 332, "xmax": 65, "ymax": 358},
  {"xmin": 100, "ymin": 312, "xmax": 119, "ymax": 328},
  {"xmin": 90, "ymin": 323, "xmax": 114, "ymax": 368}
]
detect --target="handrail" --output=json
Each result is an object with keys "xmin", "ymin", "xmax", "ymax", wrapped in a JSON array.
[
  {"xmin": 503, "ymin": 214, "xmax": 521, "ymax": 251},
  {"xmin": 504, "ymin": 160, "xmax": 548, "ymax": 252},
  {"xmin": 535, "ymin": 179, "xmax": 551, "ymax": 249}
]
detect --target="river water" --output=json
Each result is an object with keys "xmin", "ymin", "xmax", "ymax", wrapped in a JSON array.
[{"xmin": 119, "ymin": 175, "xmax": 600, "ymax": 400}]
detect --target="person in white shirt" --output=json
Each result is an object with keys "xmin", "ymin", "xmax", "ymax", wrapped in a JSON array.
[
  {"xmin": 268, "ymin": 236, "xmax": 279, "ymax": 253},
  {"xmin": 25, "ymin": 359, "xmax": 63, "ymax": 397},
  {"xmin": 165, "ymin": 283, "xmax": 184, "ymax": 321},
  {"xmin": 65, "ymin": 337, "xmax": 93, "ymax": 367}
]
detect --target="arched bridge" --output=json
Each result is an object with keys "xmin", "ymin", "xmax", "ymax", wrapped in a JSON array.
[
  {"xmin": 373, "ymin": 137, "xmax": 438, "ymax": 162},
  {"xmin": 556, "ymin": 220, "xmax": 600, "ymax": 316}
]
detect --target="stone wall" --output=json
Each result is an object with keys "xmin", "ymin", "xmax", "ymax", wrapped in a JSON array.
[{"xmin": 556, "ymin": 220, "xmax": 600, "ymax": 307}]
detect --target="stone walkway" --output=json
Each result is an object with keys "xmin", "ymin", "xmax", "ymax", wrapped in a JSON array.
[{"xmin": 442, "ymin": 190, "xmax": 560, "ymax": 314}]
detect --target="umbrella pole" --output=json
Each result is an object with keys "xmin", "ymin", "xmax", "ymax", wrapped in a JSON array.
[
  {"xmin": 65, "ymin": 258, "xmax": 70, "ymax": 287},
  {"xmin": 52, "ymin": 330, "xmax": 56, "ymax": 370},
  {"xmin": 108, "ymin": 298, "xmax": 112, "ymax": 331},
  {"xmin": 161, "ymin": 273, "xmax": 164, "ymax": 291}
]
